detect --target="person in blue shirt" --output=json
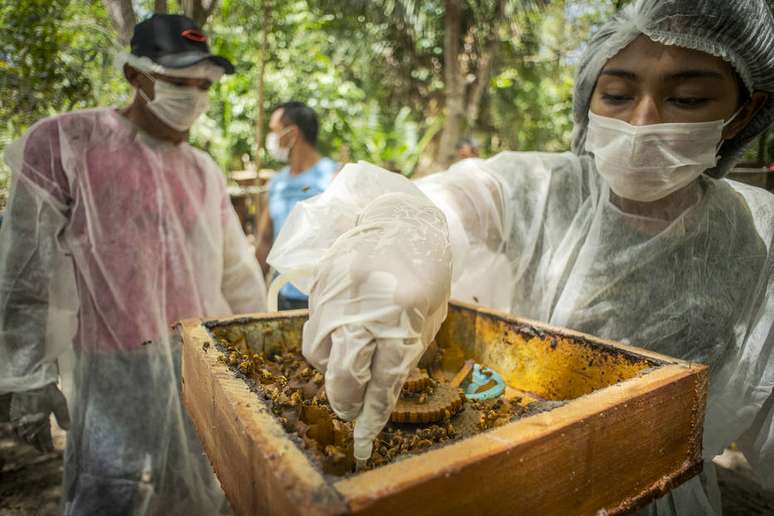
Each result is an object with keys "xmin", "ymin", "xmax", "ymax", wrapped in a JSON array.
[{"xmin": 256, "ymin": 101, "xmax": 338, "ymax": 310}]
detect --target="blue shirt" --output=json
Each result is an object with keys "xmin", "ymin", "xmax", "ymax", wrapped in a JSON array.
[{"xmin": 268, "ymin": 157, "xmax": 338, "ymax": 300}]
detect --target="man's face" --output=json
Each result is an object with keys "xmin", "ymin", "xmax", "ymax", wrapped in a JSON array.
[
  {"xmin": 457, "ymin": 144, "xmax": 479, "ymax": 160},
  {"xmin": 124, "ymin": 64, "xmax": 213, "ymax": 133},
  {"xmin": 131, "ymin": 69, "xmax": 212, "ymax": 102},
  {"xmin": 124, "ymin": 64, "xmax": 212, "ymax": 135}
]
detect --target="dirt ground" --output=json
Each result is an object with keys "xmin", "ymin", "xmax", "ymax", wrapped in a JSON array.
[
  {"xmin": 1, "ymin": 421, "xmax": 773, "ymax": 515},
  {"xmin": 0, "ymin": 422, "xmax": 64, "ymax": 516}
]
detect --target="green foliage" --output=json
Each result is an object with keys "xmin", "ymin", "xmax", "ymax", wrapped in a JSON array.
[
  {"xmin": 0, "ymin": 0, "xmax": 129, "ymax": 187},
  {"xmin": 0, "ymin": 0, "xmax": 653, "ymax": 184},
  {"xmin": 486, "ymin": 1, "xmax": 618, "ymax": 153},
  {"xmin": 1, "ymin": 0, "xmax": 89, "ymax": 130},
  {"xmin": 0, "ymin": 1, "xmax": 127, "ymax": 132},
  {"xmin": 193, "ymin": 0, "xmax": 446, "ymax": 175}
]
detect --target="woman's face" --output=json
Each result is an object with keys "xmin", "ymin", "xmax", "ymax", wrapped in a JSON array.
[{"xmin": 590, "ymin": 36, "xmax": 749, "ymax": 138}]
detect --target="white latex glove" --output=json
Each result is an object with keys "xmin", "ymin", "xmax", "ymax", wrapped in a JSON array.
[
  {"xmin": 325, "ymin": 327, "xmax": 421, "ymax": 460},
  {"xmin": 302, "ymin": 192, "xmax": 452, "ymax": 461}
]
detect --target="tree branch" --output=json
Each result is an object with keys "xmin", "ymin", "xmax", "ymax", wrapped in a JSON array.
[
  {"xmin": 436, "ymin": 0, "xmax": 464, "ymax": 167},
  {"xmin": 465, "ymin": 1, "xmax": 505, "ymax": 126},
  {"xmin": 255, "ymin": 0, "xmax": 272, "ymax": 168},
  {"xmin": 465, "ymin": 36, "xmax": 497, "ymax": 126},
  {"xmin": 102, "ymin": 0, "xmax": 136, "ymax": 46},
  {"xmin": 183, "ymin": 0, "xmax": 219, "ymax": 27}
]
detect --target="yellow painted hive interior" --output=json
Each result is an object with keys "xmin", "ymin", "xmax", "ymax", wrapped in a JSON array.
[
  {"xmin": 434, "ymin": 306, "xmax": 659, "ymax": 403},
  {"xmin": 204, "ymin": 305, "xmax": 662, "ymax": 477}
]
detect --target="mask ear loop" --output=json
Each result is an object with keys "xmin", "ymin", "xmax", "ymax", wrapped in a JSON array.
[
  {"xmin": 135, "ymin": 71, "xmax": 156, "ymax": 104},
  {"xmin": 279, "ymin": 126, "xmax": 297, "ymax": 157},
  {"xmin": 272, "ymin": 127, "xmax": 293, "ymax": 156},
  {"xmin": 722, "ymin": 104, "xmax": 747, "ymax": 129},
  {"xmin": 716, "ymin": 104, "xmax": 748, "ymax": 156}
]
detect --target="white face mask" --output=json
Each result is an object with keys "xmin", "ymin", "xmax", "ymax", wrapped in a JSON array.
[
  {"xmin": 266, "ymin": 128, "xmax": 292, "ymax": 162},
  {"xmin": 138, "ymin": 75, "xmax": 210, "ymax": 132},
  {"xmin": 585, "ymin": 109, "xmax": 741, "ymax": 202}
]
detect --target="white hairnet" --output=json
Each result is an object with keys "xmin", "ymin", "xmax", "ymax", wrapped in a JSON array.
[
  {"xmin": 116, "ymin": 51, "xmax": 225, "ymax": 82},
  {"xmin": 571, "ymin": 0, "xmax": 774, "ymax": 178}
]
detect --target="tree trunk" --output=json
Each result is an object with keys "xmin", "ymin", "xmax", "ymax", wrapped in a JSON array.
[
  {"xmin": 155, "ymin": 0, "xmax": 168, "ymax": 14},
  {"xmin": 253, "ymin": 0, "xmax": 273, "ymax": 238},
  {"xmin": 102, "ymin": 0, "xmax": 136, "ymax": 46},
  {"xmin": 255, "ymin": 0, "xmax": 272, "ymax": 169},
  {"xmin": 466, "ymin": 1, "xmax": 504, "ymax": 127},
  {"xmin": 183, "ymin": 0, "xmax": 219, "ymax": 27},
  {"xmin": 466, "ymin": 38, "xmax": 497, "ymax": 127},
  {"xmin": 437, "ymin": 0, "xmax": 464, "ymax": 168}
]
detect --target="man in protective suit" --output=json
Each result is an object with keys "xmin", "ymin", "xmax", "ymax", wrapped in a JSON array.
[{"xmin": 0, "ymin": 14, "xmax": 266, "ymax": 515}]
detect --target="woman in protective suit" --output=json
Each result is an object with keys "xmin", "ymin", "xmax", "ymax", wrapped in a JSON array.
[{"xmin": 268, "ymin": 1, "xmax": 774, "ymax": 514}]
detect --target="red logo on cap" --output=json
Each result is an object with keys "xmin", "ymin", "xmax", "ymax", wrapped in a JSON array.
[{"xmin": 181, "ymin": 29, "xmax": 207, "ymax": 43}]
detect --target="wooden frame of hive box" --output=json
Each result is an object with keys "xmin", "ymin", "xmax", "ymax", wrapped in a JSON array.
[{"xmin": 178, "ymin": 300, "xmax": 709, "ymax": 516}]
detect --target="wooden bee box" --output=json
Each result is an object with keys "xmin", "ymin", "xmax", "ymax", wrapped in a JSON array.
[{"xmin": 178, "ymin": 301, "xmax": 708, "ymax": 516}]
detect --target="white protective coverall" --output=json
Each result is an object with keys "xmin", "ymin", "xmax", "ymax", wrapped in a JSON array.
[
  {"xmin": 267, "ymin": 0, "xmax": 774, "ymax": 513},
  {"xmin": 0, "ymin": 107, "xmax": 266, "ymax": 515}
]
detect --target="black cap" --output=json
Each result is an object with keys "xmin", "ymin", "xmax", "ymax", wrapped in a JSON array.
[{"xmin": 130, "ymin": 14, "xmax": 234, "ymax": 74}]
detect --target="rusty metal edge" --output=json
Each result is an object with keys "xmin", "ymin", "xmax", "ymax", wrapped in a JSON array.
[{"xmin": 607, "ymin": 459, "xmax": 704, "ymax": 515}]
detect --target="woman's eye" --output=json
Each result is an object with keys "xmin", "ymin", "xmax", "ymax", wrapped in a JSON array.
[
  {"xmin": 669, "ymin": 97, "xmax": 710, "ymax": 107},
  {"xmin": 601, "ymin": 93, "xmax": 632, "ymax": 104}
]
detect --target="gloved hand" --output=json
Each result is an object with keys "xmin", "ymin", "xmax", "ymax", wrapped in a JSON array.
[
  {"xmin": 324, "ymin": 326, "xmax": 426, "ymax": 462},
  {"xmin": 10, "ymin": 382, "xmax": 71, "ymax": 453},
  {"xmin": 301, "ymin": 191, "xmax": 453, "ymax": 462}
]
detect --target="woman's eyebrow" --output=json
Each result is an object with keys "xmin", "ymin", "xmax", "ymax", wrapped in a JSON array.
[
  {"xmin": 666, "ymin": 70, "xmax": 725, "ymax": 81},
  {"xmin": 599, "ymin": 68, "xmax": 637, "ymax": 80},
  {"xmin": 599, "ymin": 68, "xmax": 726, "ymax": 82}
]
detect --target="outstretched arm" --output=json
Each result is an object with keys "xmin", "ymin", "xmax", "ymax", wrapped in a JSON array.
[{"xmin": 267, "ymin": 160, "xmax": 507, "ymax": 460}]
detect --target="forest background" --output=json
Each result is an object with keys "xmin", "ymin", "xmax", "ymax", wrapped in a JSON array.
[{"xmin": 1, "ymin": 0, "xmax": 771, "ymax": 186}]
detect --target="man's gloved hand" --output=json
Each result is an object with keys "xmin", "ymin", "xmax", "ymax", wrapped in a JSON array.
[{"xmin": 10, "ymin": 383, "xmax": 71, "ymax": 453}]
